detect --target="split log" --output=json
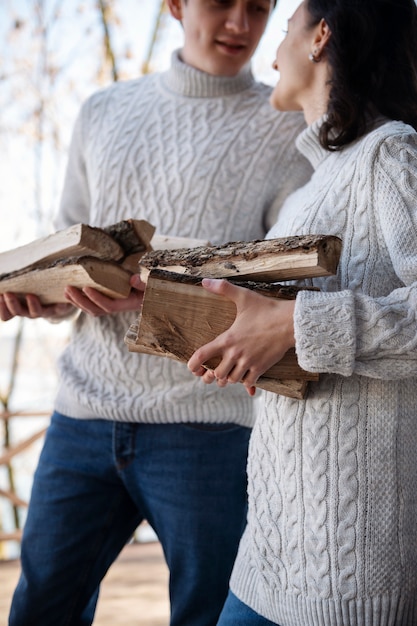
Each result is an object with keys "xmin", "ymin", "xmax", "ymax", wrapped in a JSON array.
[
  {"xmin": 0, "ymin": 258, "xmax": 132, "ymax": 304},
  {"xmin": 0, "ymin": 219, "xmax": 154, "ymax": 279},
  {"xmin": 104, "ymin": 219, "xmax": 155, "ymax": 272},
  {"xmin": 0, "ymin": 218, "xmax": 155, "ymax": 303},
  {"xmin": 138, "ymin": 234, "xmax": 342, "ymax": 283},
  {"xmin": 0, "ymin": 223, "xmax": 123, "ymax": 277},
  {"xmin": 125, "ymin": 270, "xmax": 320, "ymax": 399},
  {"xmin": 150, "ymin": 234, "xmax": 210, "ymax": 251}
]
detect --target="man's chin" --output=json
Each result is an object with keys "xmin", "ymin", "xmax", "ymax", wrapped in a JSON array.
[{"xmin": 208, "ymin": 52, "xmax": 251, "ymax": 76}]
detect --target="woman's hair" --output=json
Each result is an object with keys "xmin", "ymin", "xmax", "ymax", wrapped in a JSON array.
[{"xmin": 306, "ymin": 0, "xmax": 417, "ymax": 150}]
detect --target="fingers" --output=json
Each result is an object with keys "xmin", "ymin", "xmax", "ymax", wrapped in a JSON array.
[
  {"xmin": 192, "ymin": 364, "xmax": 258, "ymax": 393},
  {"xmin": 0, "ymin": 294, "xmax": 16, "ymax": 321},
  {"xmin": 25, "ymin": 294, "xmax": 50, "ymax": 317},
  {"xmin": 187, "ymin": 337, "xmax": 221, "ymax": 375},
  {"xmin": 80, "ymin": 287, "xmax": 125, "ymax": 313},
  {"xmin": 244, "ymin": 384, "xmax": 257, "ymax": 397},
  {"xmin": 64, "ymin": 285, "xmax": 144, "ymax": 316},
  {"xmin": 188, "ymin": 346, "xmax": 258, "ymax": 389},
  {"xmin": 64, "ymin": 286, "xmax": 104, "ymax": 316},
  {"xmin": 189, "ymin": 339, "xmax": 259, "ymax": 387},
  {"xmin": 0, "ymin": 293, "xmax": 39, "ymax": 320},
  {"xmin": 201, "ymin": 369, "xmax": 216, "ymax": 384},
  {"xmin": 200, "ymin": 278, "xmax": 243, "ymax": 304},
  {"xmin": 0, "ymin": 293, "xmax": 72, "ymax": 322},
  {"xmin": 190, "ymin": 364, "xmax": 247, "ymax": 390},
  {"xmin": 130, "ymin": 274, "xmax": 146, "ymax": 291},
  {"xmin": 212, "ymin": 361, "xmax": 251, "ymax": 386}
]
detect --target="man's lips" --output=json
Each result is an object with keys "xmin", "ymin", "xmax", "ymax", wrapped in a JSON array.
[{"xmin": 216, "ymin": 39, "xmax": 247, "ymax": 55}]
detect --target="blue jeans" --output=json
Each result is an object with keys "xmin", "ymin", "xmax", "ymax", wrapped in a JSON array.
[
  {"xmin": 217, "ymin": 591, "xmax": 279, "ymax": 625},
  {"xmin": 9, "ymin": 412, "xmax": 251, "ymax": 626}
]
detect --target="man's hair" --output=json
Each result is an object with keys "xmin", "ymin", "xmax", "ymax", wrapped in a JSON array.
[{"xmin": 306, "ymin": 0, "xmax": 417, "ymax": 150}]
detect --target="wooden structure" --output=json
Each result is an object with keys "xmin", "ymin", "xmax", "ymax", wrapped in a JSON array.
[{"xmin": 0, "ymin": 411, "xmax": 48, "ymax": 545}]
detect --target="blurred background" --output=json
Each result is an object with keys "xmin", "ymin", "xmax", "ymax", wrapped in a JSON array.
[{"xmin": 0, "ymin": 0, "xmax": 299, "ymax": 560}]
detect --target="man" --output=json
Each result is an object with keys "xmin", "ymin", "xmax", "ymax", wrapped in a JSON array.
[{"xmin": 3, "ymin": 1, "xmax": 312, "ymax": 624}]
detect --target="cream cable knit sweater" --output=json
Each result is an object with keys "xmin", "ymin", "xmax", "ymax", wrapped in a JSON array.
[
  {"xmin": 230, "ymin": 118, "xmax": 417, "ymax": 624},
  {"xmin": 53, "ymin": 51, "xmax": 311, "ymax": 424}
]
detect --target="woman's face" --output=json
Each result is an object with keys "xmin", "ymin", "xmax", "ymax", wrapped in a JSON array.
[{"xmin": 270, "ymin": 1, "xmax": 318, "ymax": 113}]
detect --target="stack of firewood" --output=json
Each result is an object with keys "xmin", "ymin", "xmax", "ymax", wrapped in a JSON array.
[
  {"xmin": 0, "ymin": 219, "xmax": 156, "ymax": 304},
  {"xmin": 125, "ymin": 234, "xmax": 342, "ymax": 399},
  {"xmin": 0, "ymin": 221, "xmax": 341, "ymax": 398}
]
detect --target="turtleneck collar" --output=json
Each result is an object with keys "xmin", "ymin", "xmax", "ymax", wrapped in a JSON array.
[
  {"xmin": 162, "ymin": 49, "xmax": 255, "ymax": 98},
  {"xmin": 296, "ymin": 113, "xmax": 391, "ymax": 170},
  {"xmin": 295, "ymin": 116, "xmax": 330, "ymax": 170}
]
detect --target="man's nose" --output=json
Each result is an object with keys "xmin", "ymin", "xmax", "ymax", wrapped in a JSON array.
[{"xmin": 225, "ymin": 5, "xmax": 250, "ymax": 33}]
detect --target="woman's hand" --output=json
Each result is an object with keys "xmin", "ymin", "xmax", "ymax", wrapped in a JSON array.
[
  {"xmin": 63, "ymin": 273, "xmax": 146, "ymax": 317},
  {"xmin": 187, "ymin": 278, "xmax": 296, "ymax": 395}
]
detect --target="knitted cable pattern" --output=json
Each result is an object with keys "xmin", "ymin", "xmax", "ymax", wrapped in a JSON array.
[
  {"xmin": 229, "ymin": 118, "xmax": 417, "ymax": 625},
  {"xmin": 53, "ymin": 50, "xmax": 312, "ymax": 424}
]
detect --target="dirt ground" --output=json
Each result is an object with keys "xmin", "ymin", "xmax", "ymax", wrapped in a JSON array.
[{"xmin": 0, "ymin": 541, "xmax": 170, "ymax": 626}]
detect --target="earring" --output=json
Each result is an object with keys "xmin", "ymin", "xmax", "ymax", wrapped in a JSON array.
[{"xmin": 309, "ymin": 49, "xmax": 321, "ymax": 63}]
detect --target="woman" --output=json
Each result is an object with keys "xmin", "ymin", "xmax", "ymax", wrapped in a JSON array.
[{"xmin": 188, "ymin": 0, "xmax": 417, "ymax": 624}]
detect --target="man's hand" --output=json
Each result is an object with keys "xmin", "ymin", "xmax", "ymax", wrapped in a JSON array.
[
  {"xmin": 0, "ymin": 292, "xmax": 75, "ymax": 322},
  {"xmin": 187, "ymin": 279, "xmax": 296, "ymax": 396},
  {"xmin": 0, "ymin": 274, "xmax": 147, "ymax": 321},
  {"xmin": 63, "ymin": 274, "xmax": 146, "ymax": 317}
]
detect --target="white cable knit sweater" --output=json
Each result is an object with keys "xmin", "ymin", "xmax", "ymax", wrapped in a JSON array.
[
  {"xmin": 230, "ymin": 117, "xmax": 417, "ymax": 623},
  {"xmin": 53, "ymin": 51, "xmax": 311, "ymax": 424}
]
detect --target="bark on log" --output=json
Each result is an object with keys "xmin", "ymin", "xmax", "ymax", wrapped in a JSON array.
[{"xmin": 139, "ymin": 234, "xmax": 342, "ymax": 282}]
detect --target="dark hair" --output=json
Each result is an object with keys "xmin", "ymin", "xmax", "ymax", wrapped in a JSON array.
[{"xmin": 306, "ymin": 0, "xmax": 417, "ymax": 150}]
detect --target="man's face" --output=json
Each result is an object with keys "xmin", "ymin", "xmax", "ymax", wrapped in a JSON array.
[{"xmin": 169, "ymin": 0, "xmax": 274, "ymax": 77}]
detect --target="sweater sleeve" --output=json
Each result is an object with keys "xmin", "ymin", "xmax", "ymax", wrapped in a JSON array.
[
  {"xmin": 54, "ymin": 101, "xmax": 91, "ymax": 230},
  {"xmin": 294, "ymin": 130, "xmax": 417, "ymax": 379}
]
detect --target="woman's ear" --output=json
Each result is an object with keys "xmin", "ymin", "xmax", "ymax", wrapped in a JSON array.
[
  {"xmin": 311, "ymin": 18, "xmax": 332, "ymax": 57},
  {"xmin": 166, "ymin": 0, "xmax": 183, "ymax": 21}
]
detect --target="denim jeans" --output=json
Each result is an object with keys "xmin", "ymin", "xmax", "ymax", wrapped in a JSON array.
[
  {"xmin": 217, "ymin": 591, "xmax": 279, "ymax": 626},
  {"xmin": 9, "ymin": 412, "xmax": 251, "ymax": 626}
]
